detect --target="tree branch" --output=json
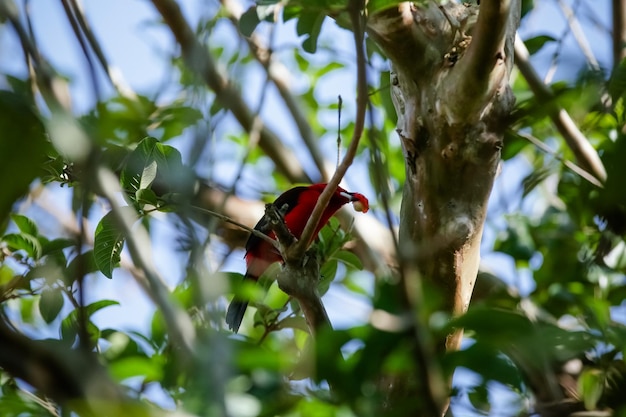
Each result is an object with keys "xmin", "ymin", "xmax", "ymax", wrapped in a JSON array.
[
  {"xmin": 264, "ymin": 204, "xmax": 331, "ymax": 335},
  {"xmin": 0, "ymin": 313, "xmax": 127, "ymax": 416},
  {"xmin": 287, "ymin": 0, "xmax": 368, "ymax": 261},
  {"xmin": 514, "ymin": 36, "xmax": 607, "ymax": 183},
  {"xmin": 443, "ymin": 0, "xmax": 512, "ymax": 122},
  {"xmin": 517, "ymin": 131, "xmax": 603, "ymax": 188},
  {"xmin": 67, "ymin": 0, "xmax": 138, "ymax": 99},
  {"xmin": 220, "ymin": 0, "xmax": 329, "ymax": 181},
  {"xmin": 95, "ymin": 167, "xmax": 198, "ymax": 357},
  {"xmin": 556, "ymin": 0, "xmax": 599, "ymax": 70}
]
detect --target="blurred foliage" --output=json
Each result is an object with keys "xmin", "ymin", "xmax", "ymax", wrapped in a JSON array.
[{"xmin": 0, "ymin": 1, "xmax": 625, "ymax": 417}]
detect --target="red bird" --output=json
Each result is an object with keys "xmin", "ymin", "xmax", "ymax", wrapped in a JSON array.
[{"xmin": 226, "ymin": 183, "xmax": 369, "ymax": 332}]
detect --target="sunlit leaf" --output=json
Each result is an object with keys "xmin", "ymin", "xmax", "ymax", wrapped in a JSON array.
[
  {"xmin": 2, "ymin": 233, "xmax": 42, "ymax": 260},
  {"xmin": 10, "ymin": 214, "xmax": 38, "ymax": 236}
]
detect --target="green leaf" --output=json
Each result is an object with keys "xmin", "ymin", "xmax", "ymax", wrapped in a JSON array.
[
  {"xmin": 521, "ymin": 0, "xmax": 534, "ymax": 17},
  {"xmin": 109, "ymin": 356, "xmax": 163, "ymax": 382},
  {"xmin": 94, "ymin": 207, "xmax": 139, "ymax": 278},
  {"xmin": 0, "ymin": 264, "xmax": 14, "ymax": 285},
  {"xmin": 135, "ymin": 188, "xmax": 158, "ymax": 207},
  {"xmin": 333, "ymin": 250, "xmax": 363, "ymax": 270},
  {"xmin": 66, "ymin": 250, "xmax": 99, "ymax": 284},
  {"xmin": 41, "ymin": 237, "xmax": 76, "ymax": 256},
  {"xmin": 121, "ymin": 136, "xmax": 193, "ymax": 206},
  {"xmin": 319, "ymin": 259, "xmax": 338, "ymax": 296},
  {"xmin": 240, "ymin": 6, "xmax": 261, "ymax": 37},
  {"xmin": 61, "ymin": 300, "xmax": 119, "ymax": 344},
  {"xmin": 150, "ymin": 310, "xmax": 167, "ymax": 348},
  {"xmin": 493, "ymin": 215, "xmax": 535, "ymax": 262},
  {"xmin": 84, "ymin": 299, "xmax": 120, "ymax": 317},
  {"xmin": 152, "ymin": 105, "xmax": 203, "ymax": 142},
  {"xmin": 608, "ymin": 57, "xmax": 626, "ymax": 102},
  {"xmin": 121, "ymin": 137, "xmax": 158, "ymax": 197},
  {"xmin": 379, "ymin": 70, "xmax": 397, "ymax": 125},
  {"xmin": 296, "ymin": 12, "xmax": 325, "ymax": 54},
  {"xmin": 277, "ymin": 316, "xmax": 309, "ymax": 332},
  {"xmin": 10, "ymin": 214, "xmax": 38, "ymax": 236},
  {"xmin": 502, "ymin": 131, "xmax": 530, "ymax": 160},
  {"xmin": 39, "ymin": 288, "xmax": 64, "ymax": 324},
  {"xmin": 524, "ymin": 35, "xmax": 556, "ymax": 55},
  {"xmin": 2, "ymin": 233, "xmax": 42, "ymax": 260}
]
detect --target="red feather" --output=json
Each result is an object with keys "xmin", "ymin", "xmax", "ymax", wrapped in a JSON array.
[{"xmin": 226, "ymin": 183, "xmax": 369, "ymax": 332}]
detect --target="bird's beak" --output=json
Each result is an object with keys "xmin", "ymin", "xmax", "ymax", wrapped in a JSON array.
[{"xmin": 341, "ymin": 191, "xmax": 369, "ymax": 213}]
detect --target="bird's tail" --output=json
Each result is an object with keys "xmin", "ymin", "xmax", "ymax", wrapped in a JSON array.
[
  {"xmin": 225, "ymin": 299, "xmax": 248, "ymax": 333},
  {"xmin": 225, "ymin": 273, "xmax": 256, "ymax": 333}
]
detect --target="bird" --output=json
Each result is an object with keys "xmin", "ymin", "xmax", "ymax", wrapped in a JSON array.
[{"xmin": 225, "ymin": 183, "xmax": 369, "ymax": 333}]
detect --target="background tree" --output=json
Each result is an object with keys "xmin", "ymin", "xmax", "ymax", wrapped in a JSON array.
[{"xmin": 0, "ymin": 0, "xmax": 625, "ymax": 416}]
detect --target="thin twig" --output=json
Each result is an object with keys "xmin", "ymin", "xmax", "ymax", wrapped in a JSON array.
[
  {"xmin": 220, "ymin": 0, "xmax": 328, "ymax": 181},
  {"xmin": 150, "ymin": 0, "xmax": 310, "ymax": 183},
  {"xmin": 517, "ymin": 131, "xmax": 603, "ymax": 188},
  {"xmin": 556, "ymin": 0, "xmax": 599, "ymax": 71},
  {"xmin": 0, "ymin": 1, "xmax": 72, "ymax": 110},
  {"xmin": 366, "ymin": 105, "xmax": 400, "ymax": 259},
  {"xmin": 218, "ymin": 23, "xmax": 277, "ymax": 229},
  {"xmin": 289, "ymin": 0, "xmax": 368, "ymax": 259},
  {"xmin": 56, "ymin": 6, "xmax": 104, "ymax": 353},
  {"xmin": 59, "ymin": 0, "xmax": 102, "ymax": 100},
  {"xmin": 95, "ymin": 167, "xmax": 197, "ymax": 357},
  {"xmin": 337, "ymin": 95, "xmax": 342, "ymax": 168},
  {"xmin": 190, "ymin": 205, "xmax": 279, "ymax": 249},
  {"xmin": 68, "ymin": 0, "xmax": 137, "ymax": 99}
]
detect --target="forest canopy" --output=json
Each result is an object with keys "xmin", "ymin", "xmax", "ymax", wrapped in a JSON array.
[{"xmin": 0, "ymin": 1, "xmax": 626, "ymax": 416}]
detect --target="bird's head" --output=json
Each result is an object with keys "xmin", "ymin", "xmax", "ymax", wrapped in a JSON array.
[
  {"xmin": 339, "ymin": 189, "xmax": 369, "ymax": 213},
  {"xmin": 307, "ymin": 183, "xmax": 370, "ymax": 213}
]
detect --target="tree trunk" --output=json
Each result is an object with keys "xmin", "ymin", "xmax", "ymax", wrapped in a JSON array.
[{"xmin": 367, "ymin": 1, "xmax": 521, "ymax": 414}]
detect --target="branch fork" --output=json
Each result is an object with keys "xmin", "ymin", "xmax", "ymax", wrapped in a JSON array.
[{"xmin": 263, "ymin": 204, "xmax": 331, "ymax": 335}]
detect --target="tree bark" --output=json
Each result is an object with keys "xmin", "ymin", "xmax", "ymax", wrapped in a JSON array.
[
  {"xmin": 369, "ymin": 0, "xmax": 519, "ymax": 349},
  {"xmin": 367, "ymin": 1, "xmax": 520, "ymax": 414}
]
